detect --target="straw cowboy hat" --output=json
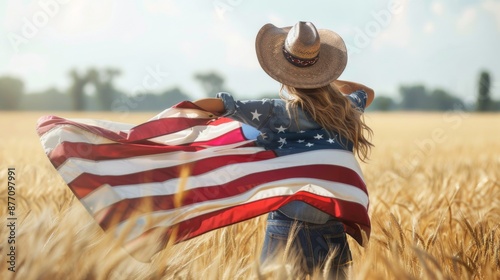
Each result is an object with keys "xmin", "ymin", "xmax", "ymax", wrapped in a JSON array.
[{"xmin": 255, "ymin": 21, "xmax": 347, "ymax": 89}]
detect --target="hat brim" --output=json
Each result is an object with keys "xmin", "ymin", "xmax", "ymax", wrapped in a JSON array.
[{"xmin": 255, "ymin": 23, "xmax": 347, "ymax": 89}]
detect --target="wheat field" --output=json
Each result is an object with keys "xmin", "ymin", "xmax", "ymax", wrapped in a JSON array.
[{"xmin": 0, "ymin": 111, "xmax": 499, "ymax": 279}]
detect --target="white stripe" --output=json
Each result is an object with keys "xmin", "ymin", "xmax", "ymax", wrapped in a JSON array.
[
  {"xmin": 81, "ymin": 150, "xmax": 364, "ymax": 213},
  {"xmin": 40, "ymin": 124, "xmax": 116, "ymax": 154},
  {"xmin": 108, "ymin": 180, "xmax": 368, "ymax": 242},
  {"xmin": 58, "ymin": 140, "xmax": 262, "ymax": 183}
]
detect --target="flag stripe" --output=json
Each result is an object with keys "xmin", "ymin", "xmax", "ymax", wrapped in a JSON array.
[
  {"xmin": 39, "ymin": 123, "xmax": 117, "ymax": 154},
  {"xmin": 125, "ymin": 195, "xmax": 369, "ymax": 250},
  {"xmin": 178, "ymin": 196, "xmax": 370, "ymax": 242},
  {"xmin": 173, "ymin": 194, "xmax": 369, "ymax": 245},
  {"xmin": 146, "ymin": 121, "xmax": 244, "ymax": 145},
  {"xmin": 38, "ymin": 116, "xmax": 131, "ymax": 142},
  {"xmin": 48, "ymin": 142, "xmax": 204, "ymax": 168},
  {"xmin": 79, "ymin": 164, "xmax": 367, "ymax": 217},
  {"xmin": 104, "ymin": 183, "xmax": 370, "ymax": 243}
]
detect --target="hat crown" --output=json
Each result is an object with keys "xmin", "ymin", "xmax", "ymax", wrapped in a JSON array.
[{"xmin": 284, "ymin": 22, "xmax": 321, "ymax": 60}]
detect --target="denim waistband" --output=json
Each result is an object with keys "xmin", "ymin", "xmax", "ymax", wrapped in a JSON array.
[{"xmin": 268, "ymin": 210, "xmax": 339, "ymax": 225}]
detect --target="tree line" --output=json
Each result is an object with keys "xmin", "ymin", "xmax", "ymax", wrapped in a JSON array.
[
  {"xmin": 0, "ymin": 68, "xmax": 498, "ymax": 112},
  {"xmin": 0, "ymin": 68, "xmax": 232, "ymax": 111},
  {"xmin": 368, "ymin": 71, "xmax": 499, "ymax": 112}
]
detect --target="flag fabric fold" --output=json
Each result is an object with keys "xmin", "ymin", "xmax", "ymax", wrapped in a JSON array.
[{"xmin": 37, "ymin": 101, "xmax": 370, "ymax": 260}]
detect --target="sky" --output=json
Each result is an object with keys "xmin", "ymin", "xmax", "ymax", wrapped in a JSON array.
[{"xmin": 1, "ymin": 0, "xmax": 500, "ymax": 103}]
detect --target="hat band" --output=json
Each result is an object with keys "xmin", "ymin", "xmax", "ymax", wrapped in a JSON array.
[{"xmin": 282, "ymin": 47, "xmax": 319, "ymax": 68}]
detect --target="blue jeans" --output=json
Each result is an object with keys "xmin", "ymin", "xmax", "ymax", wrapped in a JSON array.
[{"xmin": 261, "ymin": 211, "xmax": 352, "ymax": 278}]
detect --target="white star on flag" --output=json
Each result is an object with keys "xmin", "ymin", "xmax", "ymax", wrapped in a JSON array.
[
  {"xmin": 297, "ymin": 139, "xmax": 305, "ymax": 143},
  {"xmin": 251, "ymin": 110, "xmax": 262, "ymax": 121},
  {"xmin": 306, "ymin": 142, "xmax": 314, "ymax": 147},
  {"xmin": 327, "ymin": 138, "xmax": 336, "ymax": 144},
  {"xmin": 276, "ymin": 125, "xmax": 287, "ymax": 133},
  {"xmin": 260, "ymin": 132, "xmax": 268, "ymax": 139},
  {"xmin": 314, "ymin": 134, "xmax": 324, "ymax": 140},
  {"xmin": 278, "ymin": 137, "xmax": 287, "ymax": 145}
]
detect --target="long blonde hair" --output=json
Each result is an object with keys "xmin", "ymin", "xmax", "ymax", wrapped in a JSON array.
[{"xmin": 281, "ymin": 84, "xmax": 373, "ymax": 161}]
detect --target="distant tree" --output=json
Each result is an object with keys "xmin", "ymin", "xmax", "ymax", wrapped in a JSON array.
[
  {"xmin": 369, "ymin": 96, "xmax": 395, "ymax": 111},
  {"xmin": 0, "ymin": 76, "xmax": 24, "ymax": 110},
  {"xmin": 129, "ymin": 92, "xmax": 161, "ymax": 111},
  {"xmin": 69, "ymin": 69, "xmax": 89, "ymax": 111},
  {"xmin": 399, "ymin": 85, "xmax": 430, "ymax": 111},
  {"xmin": 194, "ymin": 71, "xmax": 225, "ymax": 97},
  {"xmin": 493, "ymin": 100, "xmax": 500, "ymax": 111},
  {"xmin": 127, "ymin": 88, "xmax": 191, "ymax": 111},
  {"xmin": 89, "ymin": 68, "xmax": 121, "ymax": 111},
  {"xmin": 20, "ymin": 87, "xmax": 71, "ymax": 110},
  {"xmin": 429, "ymin": 89, "xmax": 464, "ymax": 111},
  {"xmin": 160, "ymin": 87, "xmax": 191, "ymax": 107},
  {"xmin": 476, "ymin": 71, "xmax": 492, "ymax": 112}
]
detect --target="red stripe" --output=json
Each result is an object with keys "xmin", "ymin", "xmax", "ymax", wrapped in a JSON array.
[
  {"xmin": 113, "ymin": 193, "xmax": 370, "ymax": 252},
  {"xmin": 49, "ymin": 142, "xmax": 202, "ymax": 168},
  {"xmin": 173, "ymin": 192, "xmax": 371, "ymax": 245},
  {"xmin": 125, "ymin": 118, "xmax": 214, "ymax": 142},
  {"xmin": 127, "ymin": 100, "xmax": 226, "ymax": 141},
  {"xmin": 87, "ymin": 164, "xmax": 367, "ymax": 228},
  {"xmin": 37, "ymin": 115, "xmax": 62, "ymax": 136},
  {"xmin": 171, "ymin": 100, "xmax": 205, "ymax": 110},
  {"xmin": 132, "ymin": 117, "xmax": 236, "ymax": 143}
]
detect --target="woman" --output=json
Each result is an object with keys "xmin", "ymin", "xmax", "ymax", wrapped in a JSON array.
[{"xmin": 193, "ymin": 21, "xmax": 374, "ymax": 277}]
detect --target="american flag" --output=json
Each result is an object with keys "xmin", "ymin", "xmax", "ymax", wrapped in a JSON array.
[{"xmin": 37, "ymin": 101, "xmax": 370, "ymax": 260}]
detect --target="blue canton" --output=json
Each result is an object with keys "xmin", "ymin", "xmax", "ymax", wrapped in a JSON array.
[{"xmin": 216, "ymin": 91, "xmax": 366, "ymax": 154}]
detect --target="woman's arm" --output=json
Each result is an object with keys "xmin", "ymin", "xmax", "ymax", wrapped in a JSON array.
[
  {"xmin": 193, "ymin": 98, "xmax": 225, "ymax": 115},
  {"xmin": 333, "ymin": 80, "xmax": 375, "ymax": 108}
]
